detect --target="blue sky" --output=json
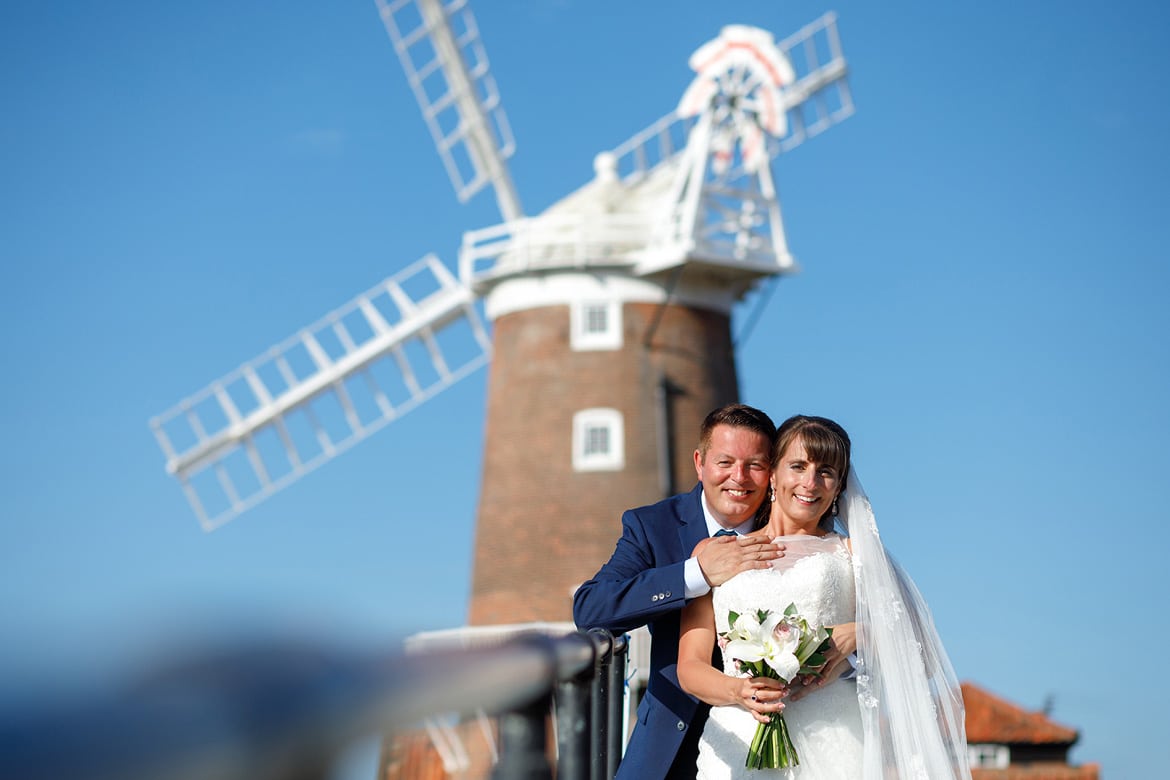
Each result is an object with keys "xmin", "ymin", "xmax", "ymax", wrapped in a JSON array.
[{"xmin": 3, "ymin": 0, "xmax": 1167, "ymax": 776}]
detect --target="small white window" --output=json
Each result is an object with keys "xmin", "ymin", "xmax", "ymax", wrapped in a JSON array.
[
  {"xmin": 967, "ymin": 744, "xmax": 1009, "ymax": 769},
  {"xmin": 584, "ymin": 424, "xmax": 609, "ymax": 456},
  {"xmin": 573, "ymin": 408, "xmax": 624, "ymax": 471},
  {"xmin": 571, "ymin": 300, "xmax": 622, "ymax": 351},
  {"xmin": 585, "ymin": 305, "xmax": 608, "ymax": 334}
]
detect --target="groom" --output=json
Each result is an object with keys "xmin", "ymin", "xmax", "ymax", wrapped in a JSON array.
[{"xmin": 573, "ymin": 404, "xmax": 784, "ymax": 779}]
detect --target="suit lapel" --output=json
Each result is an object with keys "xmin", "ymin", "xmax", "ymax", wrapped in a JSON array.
[{"xmin": 678, "ymin": 484, "xmax": 709, "ymax": 559}]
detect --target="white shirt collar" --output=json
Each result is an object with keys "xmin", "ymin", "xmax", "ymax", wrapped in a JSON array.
[{"xmin": 700, "ymin": 490, "xmax": 755, "ymax": 537}]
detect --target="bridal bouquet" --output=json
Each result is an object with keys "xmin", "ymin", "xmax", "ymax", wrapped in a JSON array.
[{"xmin": 720, "ymin": 603, "xmax": 834, "ymax": 770}]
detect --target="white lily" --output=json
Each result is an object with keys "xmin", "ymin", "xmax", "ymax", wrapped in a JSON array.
[
  {"xmin": 725, "ymin": 611, "xmax": 801, "ymax": 682},
  {"xmin": 725, "ymin": 610, "xmax": 763, "ymax": 642}
]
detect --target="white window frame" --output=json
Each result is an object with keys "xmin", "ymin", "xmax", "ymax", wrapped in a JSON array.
[
  {"xmin": 570, "ymin": 299, "xmax": 622, "ymax": 351},
  {"xmin": 967, "ymin": 744, "xmax": 1009, "ymax": 769},
  {"xmin": 572, "ymin": 408, "xmax": 625, "ymax": 471}
]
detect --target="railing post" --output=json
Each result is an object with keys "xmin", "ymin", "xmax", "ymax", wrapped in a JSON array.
[
  {"xmin": 491, "ymin": 635, "xmax": 555, "ymax": 780},
  {"xmin": 554, "ymin": 632, "xmax": 597, "ymax": 780},
  {"xmin": 587, "ymin": 629, "xmax": 613, "ymax": 780},
  {"xmin": 493, "ymin": 693, "xmax": 554, "ymax": 780},
  {"xmin": 606, "ymin": 634, "xmax": 628, "ymax": 779}
]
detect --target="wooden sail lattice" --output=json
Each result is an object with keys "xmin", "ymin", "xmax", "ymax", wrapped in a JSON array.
[{"xmin": 150, "ymin": 255, "xmax": 490, "ymax": 529}]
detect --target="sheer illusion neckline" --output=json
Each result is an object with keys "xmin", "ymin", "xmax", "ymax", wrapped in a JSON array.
[{"xmin": 768, "ymin": 531, "xmax": 839, "ymax": 540}]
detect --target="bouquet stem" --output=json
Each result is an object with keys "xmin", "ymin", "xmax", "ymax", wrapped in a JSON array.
[{"xmin": 745, "ymin": 713, "xmax": 799, "ymax": 770}]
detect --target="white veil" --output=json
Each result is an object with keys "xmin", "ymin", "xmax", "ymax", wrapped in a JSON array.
[{"xmin": 835, "ymin": 466, "xmax": 972, "ymax": 779}]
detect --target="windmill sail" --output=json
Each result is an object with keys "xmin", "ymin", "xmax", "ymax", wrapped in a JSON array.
[
  {"xmin": 376, "ymin": 0, "xmax": 523, "ymax": 220},
  {"xmin": 150, "ymin": 255, "xmax": 490, "ymax": 530}
]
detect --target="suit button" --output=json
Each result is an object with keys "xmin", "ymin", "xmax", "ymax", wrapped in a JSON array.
[
  {"xmin": 665, "ymin": 591, "xmax": 672, "ymax": 598},
  {"xmin": 657, "ymin": 592, "xmax": 666, "ymax": 599},
  {"xmin": 651, "ymin": 594, "xmax": 659, "ymax": 602},
  {"xmin": 676, "ymin": 721, "xmax": 685, "ymax": 731}
]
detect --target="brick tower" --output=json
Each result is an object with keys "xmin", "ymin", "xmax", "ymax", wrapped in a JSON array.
[{"xmin": 468, "ymin": 281, "xmax": 742, "ymax": 624}]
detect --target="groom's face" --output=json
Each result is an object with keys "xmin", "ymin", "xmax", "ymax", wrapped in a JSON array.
[{"xmin": 694, "ymin": 424, "xmax": 771, "ymax": 526}]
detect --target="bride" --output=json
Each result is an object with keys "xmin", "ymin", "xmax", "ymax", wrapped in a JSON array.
[{"xmin": 677, "ymin": 415, "xmax": 971, "ymax": 779}]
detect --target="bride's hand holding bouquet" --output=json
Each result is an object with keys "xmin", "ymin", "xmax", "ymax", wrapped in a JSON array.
[
  {"xmin": 721, "ymin": 604, "xmax": 834, "ymax": 769},
  {"xmin": 789, "ymin": 619, "xmax": 856, "ymax": 701}
]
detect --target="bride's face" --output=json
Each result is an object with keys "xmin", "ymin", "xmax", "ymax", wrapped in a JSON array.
[{"xmin": 771, "ymin": 436, "xmax": 842, "ymax": 532}]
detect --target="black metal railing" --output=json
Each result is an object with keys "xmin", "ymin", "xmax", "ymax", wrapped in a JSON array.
[{"xmin": 0, "ymin": 629, "xmax": 628, "ymax": 780}]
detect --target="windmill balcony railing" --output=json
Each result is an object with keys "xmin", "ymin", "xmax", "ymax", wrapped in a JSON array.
[
  {"xmin": 0, "ymin": 627, "xmax": 631, "ymax": 780},
  {"xmin": 607, "ymin": 110, "xmax": 694, "ymax": 185},
  {"xmin": 459, "ymin": 213, "xmax": 657, "ymax": 287}
]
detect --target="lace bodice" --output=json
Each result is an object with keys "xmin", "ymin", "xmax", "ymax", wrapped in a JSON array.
[{"xmin": 712, "ymin": 534, "xmax": 855, "ymax": 675}]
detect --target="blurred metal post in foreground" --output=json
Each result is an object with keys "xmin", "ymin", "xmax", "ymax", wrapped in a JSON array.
[
  {"xmin": 587, "ymin": 629, "xmax": 614, "ymax": 780},
  {"xmin": 604, "ymin": 632, "xmax": 627, "ymax": 779},
  {"xmin": 0, "ymin": 630, "xmax": 629, "ymax": 780},
  {"xmin": 553, "ymin": 633, "xmax": 596, "ymax": 780}
]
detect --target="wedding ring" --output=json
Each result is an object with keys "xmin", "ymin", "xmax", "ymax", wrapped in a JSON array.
[{"xmin": 751, "ymin": 694, "xmax": 757, "ymax": 702}]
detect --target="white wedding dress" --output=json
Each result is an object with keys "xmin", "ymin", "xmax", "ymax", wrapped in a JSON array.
[{"xmin": 696, "ymin": 534, "xmax": 864, "ymax": 780}]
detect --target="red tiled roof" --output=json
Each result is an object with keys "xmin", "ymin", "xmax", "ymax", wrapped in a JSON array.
[
  {"xmin": 971, "ymin": 763, "xmax": 1100, "ymax": 780},
  {"xmin": 962, "ymin": 682, "xmax": 1079, "ymax": 744}
]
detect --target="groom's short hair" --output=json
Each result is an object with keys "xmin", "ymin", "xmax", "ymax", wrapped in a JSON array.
[{"xmin": 697, "ymin": 403, "xmax": 777, "ymax": 458}]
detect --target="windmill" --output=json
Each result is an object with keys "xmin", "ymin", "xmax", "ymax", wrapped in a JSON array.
[{"xmin": 149, "ymin": 0, "xmax": 853, "ymax": 626}]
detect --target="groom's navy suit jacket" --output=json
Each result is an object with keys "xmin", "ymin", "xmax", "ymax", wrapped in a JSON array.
[{"xmin": 572, "ymin": 483, "xmax": 713, "ymax": 780}]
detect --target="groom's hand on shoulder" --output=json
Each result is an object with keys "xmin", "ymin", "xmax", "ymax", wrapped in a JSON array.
[{"xmin": 694, "ymin": 535, "xmax": 783, "ymax": 588}]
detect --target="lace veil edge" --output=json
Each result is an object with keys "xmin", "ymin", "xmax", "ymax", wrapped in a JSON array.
[{"xmin": 837, "ymin": 466, "xmax": 973, "ymax": 780}]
